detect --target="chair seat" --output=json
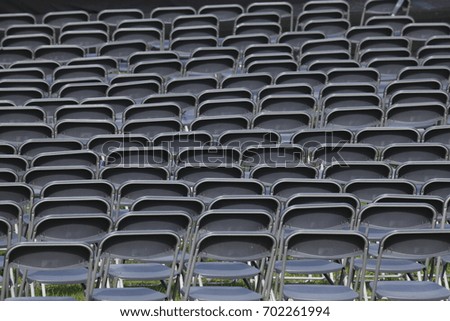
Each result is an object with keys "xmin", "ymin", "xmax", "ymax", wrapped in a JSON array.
[
  {"xmin": 283, "ymin": 284, "xmax": 359, "ymax": 301},
  {"xmin": 354, "ymin": 258, "xmax": 424, "ymax": 272},
  {"xmin": 274, "ymin": 259, "xmax": 343, "ymax": 274},
  {"xmin": 6, "ymin": 296, "xmax": 76, "ymax": 301},
  {"xmin": 92, "ymin": 287, "xmax": 167, "ymax": 301},
  {"xmin": 24, "ymin": 267, "xmax": 89, "ymax": 284},
  {"xmin": 108, "ymin": 263, "xmax": 172, "ymax": 280},
  {"xmin": 370, "ymin": 281, "xmax": 450, "ymax": 300},
  {"xmin": 183, "ymin": 286, "xmax": 262, "ymax": 301},
  {"xmin": 193, "ymin": 262, "xmax": 259, "ymax": 279}
]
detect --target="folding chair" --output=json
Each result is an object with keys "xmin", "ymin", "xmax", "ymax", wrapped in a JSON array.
[
  {"xmin": 369, "ymin": 230, "xmax": 450, "ymax": 300},
  {"xmin": 278, "ymin": 231, "xmax": 368, "ymax": 301},
  {"xmin": 182, "ymin": 232, "xmax": 277, "ymax": 301},
  {"xmin": 1, "ymin": 242, "xmax": 94, "ymax": 300},
  {"xmin": 250, "ymin": 164, "xmax": 317, "ymax": 185},
  {"xmin": 90, "ymin": 231, "xmax": 181, "ymax": 301}
]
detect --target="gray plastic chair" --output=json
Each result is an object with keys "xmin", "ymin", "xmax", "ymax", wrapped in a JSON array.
[
  {"xmin": 369, "ymin": 230, "xmax": 450, "ymax": 300},
  {"xmin": 90, "ymin": 231, "xmax": 180, "ymax": 301},
  {"xmin": 279, "ymin": 230, "xmax": 368, "ymax": 301},
  {"xmin": 182, "ymin": 232, "xmax": 277, "ymax": 301},
  {"xmin": 1, "ymin": 242, "xmax": 94, "ymax": 300}
]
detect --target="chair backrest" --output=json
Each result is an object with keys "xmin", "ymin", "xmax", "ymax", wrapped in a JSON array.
[
  {"xmin": 358, "ymin": 203, "xmax": 437, "ymax": 237},
  {"xmin": 279, "ymin": 204, "xmax": 356, "ymax": 237},
  {"xmin": 31, "ymin": 214, "xmax": 113, "ymax": 244},
  {"xmin": 194, "ymin": 210, "xmax": 274, "ymax": 236},
  {"xmin": 344, "ymin": 179, "xmax": 415, "ymax": 202},
  {"xmin": 131, "ymin": 196, "xmax": 205, "ymax": 218}
]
